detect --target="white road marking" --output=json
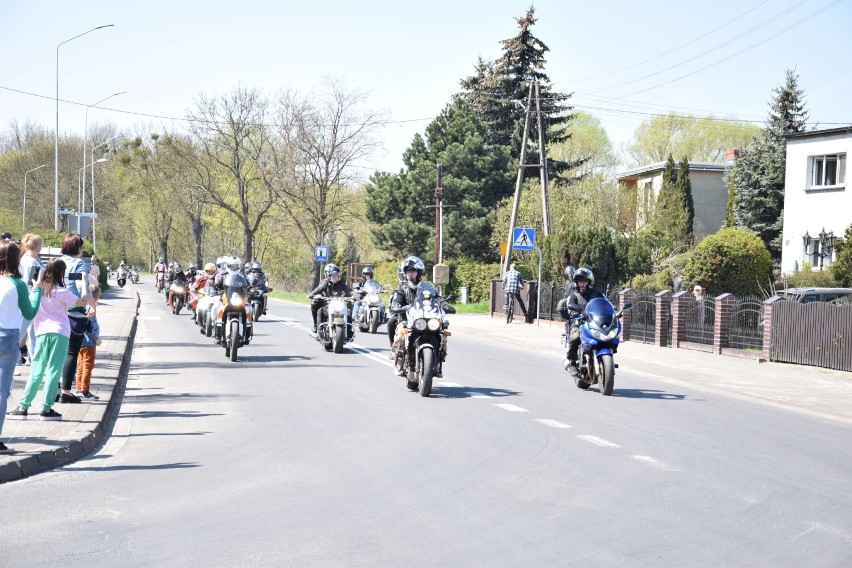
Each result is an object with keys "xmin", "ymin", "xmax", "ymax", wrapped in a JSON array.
[
  {"xmin": 349, "ymin": 343, "xmax": 395, "ymax": 368},
  {"xmin": 533, "ymin": 418, "xmax": 572, "ymax": 429},
  {"xmin": 494, "ymin": 403, "xmax": 528, "ymax": 412},
  {"xmin": 632, "ymin": 455, "xmax": 681, "ymax": 471},
  {"xmin": 576, "ymin": 435, "xmax": 620, "ymax": 448}
]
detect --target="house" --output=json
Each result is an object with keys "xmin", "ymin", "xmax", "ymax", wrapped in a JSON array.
[
  {"xmin": 781, "ymin": 126, "xmax": 851, "ymax": 275},
  {"xmin": 615, "ymin": 160, "xmax": 728, "ymax": 240}
]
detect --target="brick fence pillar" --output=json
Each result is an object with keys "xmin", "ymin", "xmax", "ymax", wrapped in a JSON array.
[
  {"xmin": 761, "ymin": 296, "xmax": 783, "ymax": 361},
  {"xmin": 671, "ymin": 290, "xmax": 690, "ymax": 348},
  {"xmin": 619, "ymin": 288, "xmax": 634, "ymax": 341},
  {"xmin": 654, "ymin": 290, "xmax": 672, "ymax": 347},
  {"xmin": 713, "ymin": 293, "xmax": 736, "ymax": 354}
]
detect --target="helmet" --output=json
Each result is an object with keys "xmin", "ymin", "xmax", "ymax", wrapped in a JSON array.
[
  {"xmin": 251, "ymin": 262, "xmax": 262, "ymax": 272},
  {"xmin": 362, "ymin": 266, "xmax": 374, "ymax": 276},
  {"xmin": 226, "ymin": 257, "xmax": 242, "ymax": 272},
  {"xmin": 325, "ymin": 263, "xmax": 341, "ymax": 278},
  {"xmin": 204, "ymin": 262, "xmax": 216, "ymax": 275},
  {"xmin": 564, "ymin": 265, "xmax": 575, "ymax": 278},
  {"xmin": 400, "ymin": 256, "xmax": 425, "ymax": 289},
  {"xmin": 573, "ymin": 267, "xmax": 594, "ymax": 286},
  {"xmin": 244, "ymin": 262, "xmax": 251, "ymax": 271},
  {"xmin": 172, "ymin": 262, "xmax": 181, "ymax": 270},
  {"xmin": 188, "ymin": 264, "xmax": 196, "ymax": 271},
  {"xmin": 158, "ymin": 257, "xmax": 164, "ymax": 262}
]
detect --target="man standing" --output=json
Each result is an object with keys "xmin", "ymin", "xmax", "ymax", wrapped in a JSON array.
[{"xmin": 502, "ymin": 263, "xmax": 528, "ymax": 321}]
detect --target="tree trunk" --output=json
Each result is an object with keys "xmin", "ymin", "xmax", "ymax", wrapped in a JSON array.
[{"xmin": 192, "ymin": 217, "xmax": 204, "ymax": 267}]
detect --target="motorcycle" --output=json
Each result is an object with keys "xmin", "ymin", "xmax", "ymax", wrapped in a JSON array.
[
  {"xmin": 313, "ymin": 295, "xmax": 355, "ymax": 353},
  {"xmin": 116, "ymin": 266, "xmax": 128, "ymax": 288},
  {"xmin": 156, "ymin": 271, "xmax": 165, "ymax": 294},
  {"xmin": 355, "ymin": 280, "xmax": 387, "ymax": 334},
  {"xmin": 392, "ymin": 282, "xmax": 455, "ymax": 397},
  {"xmin": 558, "ymin": 297, "xmax": 632, "ymax": 396},
  {"xmin": 248, "ymin": 284, "xmax": 271, "ymax": 322},
  {"xmin": 169, "ymin": 280, "xmax": 189, "ymax": 315},
  {"xmin": 130, "ymin": 268, "xmax": 139, "ymax": 284},
  {"xmin": 214, "ymin": 272, "xmax": 253, "ymax": 362}
]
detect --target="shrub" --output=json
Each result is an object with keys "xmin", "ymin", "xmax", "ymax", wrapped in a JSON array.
[
  {"xmin": 446, "ymin": 258, "xmax": 501, "ymax": 303},
  {"xmin": 682, "ymin": 227, "xmax": 772, "ymax": 296},
  {"xmin": 629, "ymin": 270, "xmax": 673, "ymax": 293},
  {"xmin": 831, "ymin": 224, "xmax": 852, "ymax": 286},
  {"xmin": 786, "ymin": 262, "xmax": 838, "ymax": 288}
]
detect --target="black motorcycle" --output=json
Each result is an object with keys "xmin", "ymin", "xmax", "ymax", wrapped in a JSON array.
[{"xmin": 214, "ymin": 272, "xmax": 253, "ymax": 362}]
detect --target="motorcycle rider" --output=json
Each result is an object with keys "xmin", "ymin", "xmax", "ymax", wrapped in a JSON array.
[
  {"xmin": 154, "ymin": 257, "xmax": 167, "ymax": 289},
  {"xmin": 166, "ymin": 263, "xmax": 189, "ymax": 309},
  {"xmin": 246, "ymin": 262, "xmax": 271, "ymax": 315},
  {"xmin": 563, "ymin": 267, "xmax": 604, "ymax": 373},
  {"xmin": 185, "ymin": 263, "xmax": 198, "ymax": 283},
  {"xmin": 308, "ymin": 264, "xmax": 351, "ymax": 334},
  {"xmin": 189, "ymin": 262, "xmax": 216, "ymax": 320},
  {"xmin": 563, "ymin": 265, "xmax": 577, "ymax": 299},
  {"xmin": 386, "ymin": 256, "xmax": 426, "ymax": 359},
  {"xmin": 352, "ymin": 266, "xmax": 376, "ymax": 321}
]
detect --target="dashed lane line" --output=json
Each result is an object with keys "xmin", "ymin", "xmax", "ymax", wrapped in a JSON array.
[
  {"xmin": 494, "ymin": 403, "xmax": 528, "ymax": 412},
  {"xmin": 576, "ymin": 435, "xmax": 620, "ymax": 448},
  {"xmin": 632, "ymin": 455, "xmax": 682, "ymax": 472},
  {"xmin": 533, "ymin": 418, "xmax": 572, "ymax": 429}
]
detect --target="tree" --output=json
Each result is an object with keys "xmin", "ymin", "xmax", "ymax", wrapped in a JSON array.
[
  {"xmin": 648, "ymin": 155, "xmax": 690, "ymax": 249},
  {"xmin": 623, "ymin": 113, "xmax": 761, "ymax": 167},
  {"xmin": 459, "ymin": 6, "xmax": 580, "ymax": 180},
  {"xmin": 677, "ymin": 157, "xmax": 695, "ymax": 244},
  {"xmin": 683, "ymin": 227, "xmax": 773, "ymax": 295},
  {"xmin": 730, "ymin": 69, "xmax": 809, "ymax": 262},
  {"xmin": 831, "ymin": 224, "xmax": 852, "ymax": 287}
]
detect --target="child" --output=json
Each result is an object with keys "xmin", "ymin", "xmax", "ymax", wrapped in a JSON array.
[
  {"xmin": 75, "ymin": 278, "xmax": 102, "ymax": 400},
  {"xmin": 6, "ymin": 258, "xmax": 94, "ymax": 421}
]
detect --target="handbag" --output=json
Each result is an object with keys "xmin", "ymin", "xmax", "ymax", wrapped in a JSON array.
[{"xmin": 69, "ymin": 314, "xmax": 88, "ymax": 336}]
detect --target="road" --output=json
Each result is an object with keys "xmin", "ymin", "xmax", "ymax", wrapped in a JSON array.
[{"xmin": 1, "ymin": 285, "xmax": 850, "ymax": 567}]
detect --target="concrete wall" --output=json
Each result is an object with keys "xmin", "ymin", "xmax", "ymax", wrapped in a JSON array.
[{"xmin": 781, "ymin": 133, "xmax": 851, "ymax": 274}]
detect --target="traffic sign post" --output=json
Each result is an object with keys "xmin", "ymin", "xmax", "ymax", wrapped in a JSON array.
[{"xmin": 512, "ymin": 227, "xmax": 535, "ymax": 251}]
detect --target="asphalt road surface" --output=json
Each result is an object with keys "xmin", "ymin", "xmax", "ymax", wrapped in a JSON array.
[{"xmin": 2, "ymin": 286, "xmax": 850, "ymax": 567}]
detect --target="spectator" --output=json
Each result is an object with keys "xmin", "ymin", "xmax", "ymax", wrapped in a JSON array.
[
  {"xmin": 7, "ymin": 258, "xmax": 94, "ymax": 422},
  {"xmin": 502, "ymin": 262, "xmax": 528, "ymax": 321},
  {"xmin": 0, "ymin": 240, "xmax": 42, "ymax": 453},
  {"xmin": 75, "ymin": 277, "xmax": 101, "ymax": 401},
  {"xmin": 59, "ymin": 234, "xmax": 90, "ymax": 403},
  {"xmin": 693, "ymin": 285, "xmax": 706, "ymax": 325},
  {"xmin": 0, "ymin": 233, "xmax": 12, "ymax": 241},
  {"xmin": 18, "ymin": 233, "xmax": 45, "ymax": 366},
  {"xmin": 89, "ymin": 255, "xmax": 101, "ymax": 285}
]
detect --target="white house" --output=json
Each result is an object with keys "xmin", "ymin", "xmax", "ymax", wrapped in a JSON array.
[
  {"xmin": 616, "ymin": 161, "xmax": 728, "ymax": 240},
  {"xmin": 781, "ymin": 127, "xmax": 851, "ymax": 275}
]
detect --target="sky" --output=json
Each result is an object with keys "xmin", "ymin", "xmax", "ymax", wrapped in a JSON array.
[{"xmin": 1, "ymin": 0, "xmax": 850, "ymax": 176}]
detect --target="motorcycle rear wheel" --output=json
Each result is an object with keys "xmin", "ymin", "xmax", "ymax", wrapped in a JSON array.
[{"xmin": 599, "ymin": 354, "xmax": 614, "ymax": 396}]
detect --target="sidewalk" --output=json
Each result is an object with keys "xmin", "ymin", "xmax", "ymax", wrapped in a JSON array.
[
  {"xmin": 449, "ymin": 313, "xmax": 852, "ymax": 425},
  {"xmin": 0, "ymin": 287, "xmax": 138, "ymax": 483}
]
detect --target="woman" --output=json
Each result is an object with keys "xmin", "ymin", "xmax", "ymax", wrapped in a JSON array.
[
  {"xmin": 0, "ymin": 240, "xmax": 42, "ymax": 453},
  {"xmin": 59, "ymin": 234, "xmax": 90, "ymax": 404},
  {"xmin": 18, "ymin": 233, "xmax": 45, "ymax": 365},
  {"xmin": 7, "ymin": 258, "xmax": 92, "ymax": 422}
]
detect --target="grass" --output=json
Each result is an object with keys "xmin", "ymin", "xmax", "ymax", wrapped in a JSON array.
[
  {"xmin": 269, "ymin": 290, "xmax": 312, "ymax": 305},
  {"xmin": 450, "ymin": 300, "xmax": 490, "ymax": 314}
]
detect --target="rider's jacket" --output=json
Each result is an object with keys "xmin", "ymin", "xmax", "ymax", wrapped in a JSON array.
[
  {"xmin": 309, "ymin": 278, "xmax": 351, "ymax": 299},
  {"xmin": 565, "ymin": 287, "xmax": 604, "ymax": 320},
  {"xmin": 191, "ymin": 273, "xmax": 209, "ymax": 293},
  {"xmin": 154, "ymin": 262, "xmax": 167, "ymax": 275},
  {"xmin": 389, "ymin": 284, "xmax": 417, "ymax": 316},
  {"xmin": 171, "ymin": 270, "xmax": 188, "ymax": 285},
  {"xmin": 247, "ymin": 271, "xmax": 269, "ymax": 291}
]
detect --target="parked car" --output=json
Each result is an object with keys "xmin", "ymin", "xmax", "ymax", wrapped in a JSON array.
[{"xmin": 775, "ymin": 287, "xmax": 852, "ymax": 304}]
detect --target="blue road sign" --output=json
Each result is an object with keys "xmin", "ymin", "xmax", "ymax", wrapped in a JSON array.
[
  {"xmin": 315, "ymin": 245, "xmax": 329, "ymax": 262},
  {"xmin": 512, "ymin": 227, "xmax": 535, "ymax": 251}
]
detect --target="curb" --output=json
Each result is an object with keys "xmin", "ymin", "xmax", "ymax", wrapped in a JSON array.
[{"xmin": 0, "ymin": 291, "xmax": 140, "ymax": 483}]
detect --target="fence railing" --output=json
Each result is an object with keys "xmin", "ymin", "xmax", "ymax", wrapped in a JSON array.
[
  {"xmin": 728, "ymin": 295, "xmax": 764, "ymax": 350},
  {"xmin": 769, "ymin": 300, "xmax": 852, "ymax": 372}
]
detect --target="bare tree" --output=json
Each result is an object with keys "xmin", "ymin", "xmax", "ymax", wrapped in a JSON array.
[
  {"xmin": 262, "ymin": 80, "xmax": 385, "ymax": 287},
  {"xmin": 187, "ymin": 87, "xmax": 275, "ymax": 261}
]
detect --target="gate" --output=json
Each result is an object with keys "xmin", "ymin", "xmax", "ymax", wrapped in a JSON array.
[
  {"xmin": 771, "ymin": 301, "xmax": 852, "ymax": 371},
  {"xmin": 629, "ymin": 291, "xmax": 656, "ymax": 344},
  {"xmin": 728, "ymin": 295, "xmax": 763, "ymax": 350},
  {"xmin": 683, "ymin": 299, "xmax": 715, "ymax": 345}
]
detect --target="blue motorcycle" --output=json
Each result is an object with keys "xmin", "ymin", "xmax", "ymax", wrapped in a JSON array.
[{"xmin": 559, "ymin": 297, "xmax": 632, "ymax": 395}]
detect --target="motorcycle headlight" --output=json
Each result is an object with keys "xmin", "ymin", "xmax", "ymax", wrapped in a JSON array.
[
  {"xmin": 427, "ymin": 318, "xmax": 441, "ymax": 331},
  {"xmin": 413, "ymin": 318, "xmax": 428, "ymax": 331},
  {"xmin": 229, "ymin": 293, "xmax": 244, "ymax": 307},
  {"xmin": 174, "ymin": 286, "xmax": 186, "ymax": 293},
  {"xmin": 366, "ymin": 293, "xmax": 380, "ymax": 304},
  {"xmin": 330, "ymin": 298, "xmax": 346, "ymax": 314}
]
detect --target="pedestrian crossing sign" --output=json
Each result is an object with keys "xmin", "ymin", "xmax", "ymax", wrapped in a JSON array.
[{"xmin": 512, "ymin": 227, "xmax": 535, "ymax": 250}]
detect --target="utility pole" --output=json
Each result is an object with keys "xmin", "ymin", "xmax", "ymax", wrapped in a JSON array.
[
  {"xmin": 535, "ymin": 80, "xmax": 551, "ymax": 236},
  {"xmin": 434, "ymin": 163, "xmax": 443, "ymax": 265},
  {"xmin": 503, "ymin": 81, "xmax": 535, "ymax": 276}
]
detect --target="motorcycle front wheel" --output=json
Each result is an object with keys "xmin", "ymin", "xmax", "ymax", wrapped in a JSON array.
[
  {"xmin": 332, "ymin": 325, "xmax": 345, "ymax": 353},
  {"xmin": 252, "ymin": 301, "xmax": 262, "ymax": 322},
  {"xmin": 174, "ymin": 297, "xmax": 183, "ymax": 315},
  {"xmin": 598, "ymin": 353, "xmax": 614, "ymax": 396},
  {"xmin": 370, "ymin": 312, "xmax": 379, "ymax": 334},
  {"xmin": 230, "ymin": 320, "xmax": 240, "ymax": 362},
  {"xmin": 418, "ymin": 347, "xmax": 435, "ymax": 397}
]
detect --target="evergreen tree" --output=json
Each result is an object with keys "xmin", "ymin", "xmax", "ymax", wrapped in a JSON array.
[
  {"xmin": 649, "ymin": 155, "xmax": 690, "ymax": 249},
  {"xmin": 677, "ymin": 157, "xmax": 695, "ymax": 243},
  {"xmin": 459, "ymin": 6, "xmax": 580, "ymax": 180},
  {"xmin": 731, "ymin": 69, "xmax": 808, "ymax": 261}
]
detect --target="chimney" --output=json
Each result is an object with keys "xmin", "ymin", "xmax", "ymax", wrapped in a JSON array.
[{"xmin": 726, "ymin": 148, "xmax": 740, "ymax": 162}]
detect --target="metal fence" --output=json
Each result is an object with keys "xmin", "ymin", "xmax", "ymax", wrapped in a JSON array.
[
  {"xmin": 537, "ymin": 282, "xmax": 568, "ymax": 321},
  {"xmin": 683, "ymin": 299, "xmax": 715, "ymax": 345},
  {"xmin": 771, "ymin": 301, "xmax": 852, "ymax": 372},
  {"xmin": 629, "ymin": 291, "xmax": 656, "ymax": 344},
  {"xmin": 728, "ymin": 295, "xmax": 764, "ymax": 350}
]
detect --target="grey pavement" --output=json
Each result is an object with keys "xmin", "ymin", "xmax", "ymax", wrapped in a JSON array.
[
  {"xmin": 448, "ymin": 313, "xmax": 852, "ymax": 425},
  {"xmin": 0, "ymin": 285, "xmax": 138, "ymax": 483}
]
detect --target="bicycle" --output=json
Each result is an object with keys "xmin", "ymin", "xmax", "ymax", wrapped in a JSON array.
[{"xmin": 505, "ymin": 294, "xmax": 515, "ymax": 324}]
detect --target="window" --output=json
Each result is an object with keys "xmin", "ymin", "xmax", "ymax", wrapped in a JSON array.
[{"xmin": 810, "ymin": 154, "xmax": 846, "ymax": 188}]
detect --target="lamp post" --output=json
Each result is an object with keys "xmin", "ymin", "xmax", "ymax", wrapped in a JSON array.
[
  {"xmin": 23, "ymin": 164, "xmax": 48, "ymax": 231},
  {"xmin": 75, "ymin": 159, "xmax": 107, "ymax": 234},
  {"xmin": 802, "ymin": 231, "xmax": 811, "ymax": 262},
  {"xmin": 82, "ymin": 91, "xmax": 125, "ymax": 216},
  {"xmin": 55, "ymin": 24, "xmax": 114, "ymax": 232},
  {"xmin": 91, "ymin": 136, "xmax": 120, "ymax": 253}
]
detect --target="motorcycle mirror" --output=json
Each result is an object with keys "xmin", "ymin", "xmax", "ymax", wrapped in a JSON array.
[
  {"xmin": 445, "ymin": 294, "xmax": 458, "ymax": 302},
  {"xmin": 621, "ymin": 301, "xmax": 634, "ymax": 310},
  {"xmin": 567, "ymin": 302, "xmax": 582, "ymax": 312}
]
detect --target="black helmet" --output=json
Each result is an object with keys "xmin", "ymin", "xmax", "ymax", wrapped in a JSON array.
[
  {"xmin": 325, "ymin": 263, "xmax": 341, "ymax": 277},
  {"xmin": 573, "ymin": 267, "xmax": 594, "ymax": 286},
  {"xmin": 564, "ymin": 265, "xmax": 575, "ymax": 278},
  {"xmin": 400, "ymin": 256, "xmax": 425, "ymax": 289},
  {"xmin": 362, "ymin": 266, "xmax": 374, "ymax": 276}
]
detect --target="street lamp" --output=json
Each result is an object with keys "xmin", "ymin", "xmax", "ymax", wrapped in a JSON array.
[
  {"xmin": 23, "ymin": 164, "xmax": 48, "ymax": 231},
  {"xmin": 802, "ymin": 231, "xmax": 811, "ymax": 260},
  {"xmin": 82, "ymin": 91, "xmax": 125, "ymax": 215},
  {"xmin": 54, "ymin": 24, "xmax": 114, "ymax": 232},
  {"xmin": 91, "ymin": 136, "xmax": 121, "ymax": 253}
]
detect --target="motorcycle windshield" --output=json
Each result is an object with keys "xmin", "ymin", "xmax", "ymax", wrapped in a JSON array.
[
  {"xmin": 224, "ymin": 272, "xmax": 248, "ymax": 300},
  {"xmin": 408, "ymin": 281, "xmax": 443, "ymax": 319},
  {"xmin": 362, "ymin": 280, "xmax": 381, "ymax": 294},
  {"xmin": 585, "ymin": 297, "xmax": 615, "ymax": 330}
]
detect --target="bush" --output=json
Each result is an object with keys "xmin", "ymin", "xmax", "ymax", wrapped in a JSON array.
[
  {"xmin": 542, "ymin": 226, "xmax": 617, "ymax": 288},
  {"xmin": 831, "ymin": 224, "xmax": 852, "ymax": 286},
  {"xmin": 786, "ymin": 262, "xmax": 838, "ymax": 288},
  {"xmin": 629, "ymin": 270, "xmax": 673, "ymax": 293},
  {"xmin": 682, "ymin": 227, "xmax": 772, "ymax": 296},
  {"xmin": 446, "ymin": 259, "xmax": 501, "ymax": 303}
]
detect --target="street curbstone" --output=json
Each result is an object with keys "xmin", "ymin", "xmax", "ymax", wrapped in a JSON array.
[{"xmin": 0, "ymin": 460, "xmax": 23, "ymax": 483}]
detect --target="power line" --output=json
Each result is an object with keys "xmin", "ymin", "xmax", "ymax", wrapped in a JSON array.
[
  {"xmin": 572, "ymin": 0, "xmax": 771, "ymax": 83},
  {"xmin": 589, "ymin": 0, "xmax": 809, "ymax": 93},
  {"xmin": 571, "ymin": 92, "xmax": 768, "ymax": 121},
  {"xmin": 623, "ymin": 0, "xmax": 842, "ymax": 98}
]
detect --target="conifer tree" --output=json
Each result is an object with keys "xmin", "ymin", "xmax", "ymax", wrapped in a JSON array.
[
  {"xmin": 652, "ymin": 155, "xmax": 690, "ymax": 248},
  {"xmin": 677, "ymin": 157, "xmax": 695, "ymax": 243}
]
